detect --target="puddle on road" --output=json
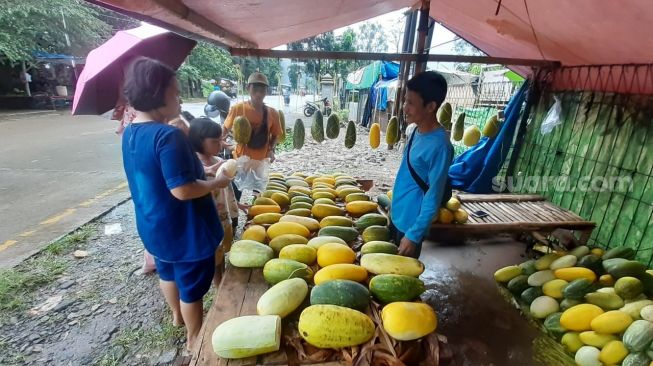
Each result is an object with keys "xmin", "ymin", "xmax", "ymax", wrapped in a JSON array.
[{"xmin": 419, "ymin": 236, "xmax": 562, "ymax": 366}]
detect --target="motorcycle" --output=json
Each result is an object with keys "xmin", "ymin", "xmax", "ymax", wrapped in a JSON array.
[{"xmin": 303, "ymin": 97, "xmax": 332, "ymax": 117}]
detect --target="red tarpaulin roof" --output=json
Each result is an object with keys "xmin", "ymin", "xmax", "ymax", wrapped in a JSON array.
[{"xmin": 90, "ymin": 0, "xmax": 653, "ymax": 92}]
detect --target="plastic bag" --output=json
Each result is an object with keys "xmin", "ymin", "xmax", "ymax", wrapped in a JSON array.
[
  {"xmin": 233, "ymin": 155, "xmax": 270, "ymax": 192},
  {"xmin": 540, "ymin": 96, "xmax": 562, "ymax": 135}
]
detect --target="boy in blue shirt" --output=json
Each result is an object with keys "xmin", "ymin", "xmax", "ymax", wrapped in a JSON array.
[{"xmin": 391, "ymin": 71, "xmax": 453, "ymax": 258}]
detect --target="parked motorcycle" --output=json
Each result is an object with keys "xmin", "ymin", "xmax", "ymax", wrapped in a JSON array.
[{"xmin": 303, "ymin": 97, "xmax": 332, "ymax": 117}]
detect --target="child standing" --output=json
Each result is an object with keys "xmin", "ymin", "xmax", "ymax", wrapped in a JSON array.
[{"xmin": 188, "ymin": 117, "xmax": 240, "ymax": 286}]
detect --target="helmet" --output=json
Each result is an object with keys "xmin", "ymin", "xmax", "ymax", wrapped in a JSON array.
[
  {"xmin": 204, "ymin": 104, "xmax": 220, "ymax": 118},
  {"xmin": 207, "ymin": 90, "xmax": 231, "ymax": 115}
]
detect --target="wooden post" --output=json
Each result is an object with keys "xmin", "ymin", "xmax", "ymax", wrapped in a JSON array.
[
  {"xmin": 394, "ymin": 10, "xmax": 418, "ymax": 136},
  {"xmin": 415, "ymin": 0, "xmax": 431, "ymax": 74}
]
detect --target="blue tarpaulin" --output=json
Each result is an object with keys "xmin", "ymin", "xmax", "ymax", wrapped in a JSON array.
[
  {"xmin": 448, "ymin": 81, "xmax": 530, "ymax": 193},
  {"xmin": 373, "ymin": 78, "xmax": 397, "ymax": 111},
  {"xmin": 346, "ymin": 61, "xmax": 399, "ymax": 90}
]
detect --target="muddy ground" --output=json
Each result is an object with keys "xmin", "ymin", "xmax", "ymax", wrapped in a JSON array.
[{"xmin": 0, "ymin": 125, "xmax": 402, "ymax": 366}]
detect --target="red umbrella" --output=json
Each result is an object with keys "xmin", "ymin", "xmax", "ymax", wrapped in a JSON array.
[{"xmin": 72, "ymin": 24, "xmax": 196, "ymax": 115}]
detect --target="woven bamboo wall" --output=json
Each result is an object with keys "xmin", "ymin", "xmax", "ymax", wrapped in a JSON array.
[{"xmin": 513, "ymin": 65, "xmax": 653, "ymax": 264}]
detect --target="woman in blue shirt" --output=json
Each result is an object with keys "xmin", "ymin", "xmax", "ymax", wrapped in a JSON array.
[
  {"xmin": 121, "ymin": 57, "xmax": 232, "ymax": 349},
  {"xmin": 391, "ymin": 71, "xmax": 453, "ymax": 258}
]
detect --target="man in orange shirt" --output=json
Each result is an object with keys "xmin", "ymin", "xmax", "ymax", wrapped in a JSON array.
[{"xmin": 224, "ymin": 72, "xmax": 282, "ymax": 163}]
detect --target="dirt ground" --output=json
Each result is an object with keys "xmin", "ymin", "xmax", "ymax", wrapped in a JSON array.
[{"xmin": 0, "ymin": 124, "xmax": 402, "ymax": 366}]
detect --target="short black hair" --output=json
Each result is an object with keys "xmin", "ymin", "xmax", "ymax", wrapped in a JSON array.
[
  {"xmin": 406, "ymin": 71, "xmax": 448, "ymax": 109},
  {"xmin": 123, "ymin": 57, "xmax": 176, "ymax": 112},
  {"xmin": 189, "ymin": 117, "xmax": 222, "ymax": 154}
]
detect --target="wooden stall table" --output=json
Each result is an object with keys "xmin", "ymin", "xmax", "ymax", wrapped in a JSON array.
[
  {"xmin": 190, "ymin": 266, "xmax": 346, "ymax": 366},
  {"xmin": 428, "ymin": 194, "xmax": 596, "ymax": 244}
]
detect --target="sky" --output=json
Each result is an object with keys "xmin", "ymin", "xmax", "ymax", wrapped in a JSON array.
[
  {"xmin": 334, "ymin": 8, "xmax": 460, "ymax": 54},
  {"xmin": 272, "ymin": 8, "xmax": 477, "ymax": 74},
  {"xmin": 273, "ymin": 8, "xmax": 462, "ymax": 55}
]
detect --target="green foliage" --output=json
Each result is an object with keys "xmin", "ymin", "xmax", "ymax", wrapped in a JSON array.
[
  {"xmin": 276, "ymin": 131, "xmax": 294, "ymax": 153},
  {"xmin": 452, "ymin": 37, "xmax": 485, "ymax": 74},
  {"xmin": 45, "ymin": 224, "xmax": 95, "ymax": 255},
  {"xmin": 0, "ymin": 255, "xmax": 68, "ymax": 314},
  {"xmin": 236, "ymin": 57, "xmax": 281, "ymax": 88},
  {"xmin": 183, "ymin": 41, "xmax": 238, "ymax": 81},
  {"xmin": 0, "ymin": 0, "xmax": 111, "ymax": 63},
  {"xmin": 354, "ymin": 22, "xmax": 388, "ymax": 53},
  {"xmin": 288, "ymin": 28, "xmax": 359, "ymax": 84}
]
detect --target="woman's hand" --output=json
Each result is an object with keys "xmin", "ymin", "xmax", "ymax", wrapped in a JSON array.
[
  {"xmin": 205, "ymin": 160, "xmax": 225, "ymax": 176},
  {"xmin": 237, "ymin": 202, "xmax": 250, "ymax": 213},
  {"xmin": 212, "ymin": 168, "xmax": 234, "ymax": 189}
]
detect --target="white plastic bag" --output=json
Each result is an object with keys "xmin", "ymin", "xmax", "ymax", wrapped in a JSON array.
[
  {"xmin": 540, "ymin": 96, "xmax": 562, "ymax": 135},
  {"xmin": 233, "ymin": 156, "xmax": 270, "ymax": 192}
]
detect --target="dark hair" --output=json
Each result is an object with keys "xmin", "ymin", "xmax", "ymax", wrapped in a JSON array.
[
  {"xmin": 181, "ymin": 110, "xmax": 195, "ymax": 122},
  {"xmin": 406, "ymin": 71, "xmax": 448, "ymax": 110},
  {"xmin": 189, "ymin": 117, "xmax": 222, "ymax": 154},
  {"xmin": 123, "ymin": 57, "xmax": 176, "ymax": 112}
]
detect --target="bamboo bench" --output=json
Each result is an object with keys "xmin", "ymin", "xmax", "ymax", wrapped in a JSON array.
[{"xmin": 428, "ymin": 194, "xmax": 596, "ymax": 244}]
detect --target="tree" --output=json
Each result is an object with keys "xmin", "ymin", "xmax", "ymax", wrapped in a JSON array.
[
  {"xmin": 237, "ymin": 57, "xmax": 281, "ymax": 88},
  {"xmin": 452, "ymin": 37, "xmax": 485, "ymax": 74},
  {"xmin": 288, "ymin": 32, "xmax": 337, "ymax": 82},
  {"xmin": 355, "ymin": 22, "xmax": 388, "ymax": 53},
  {"xmin": 183, "ymin": 41, "xmax": 238, "ymax": 80},
  {"xmin": 0, "ymin": 0, "xmax": 111, "ymax": 64},
  {"xmin": 287, "ymin": 29, "xmax": 360, "ymax": 84},
  {"xmin": 288, "ymin": 63, "xmax": 302, "ymax": 90}
]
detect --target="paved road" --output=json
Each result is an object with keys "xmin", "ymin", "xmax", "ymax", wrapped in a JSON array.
[
  {"xmin": 0, "ymin": 111, "xmax": 128, "ymax": 268},
  {"xmin": 0, "ymin": 93, "xmax": 329, "ymax": 268}
]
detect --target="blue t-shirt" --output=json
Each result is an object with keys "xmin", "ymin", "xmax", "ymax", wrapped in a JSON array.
[
  {"xmin": 122, "ymin": 122, "xmax": 223, "ymax": 262},
  {"xmin": 391, "ymin": 127, "xmax": 453, "ymax": 244}
]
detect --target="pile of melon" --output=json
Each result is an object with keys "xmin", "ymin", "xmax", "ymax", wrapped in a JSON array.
[
  {"xmin": 495, "ymin": 245, "xmax": 653, "ymax": 366},
  {"xmin": 212, "ymin": 172, "xmax": 439, "ymax": 362}
]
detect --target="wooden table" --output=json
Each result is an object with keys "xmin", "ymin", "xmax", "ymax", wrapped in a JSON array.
[
  {"xmin": 190, "ymin": 266, "xmax": 345, "ymax": 366},
  {"xmin": 428, "ymin": 194, "xmax": 596, "ymax": 244}
]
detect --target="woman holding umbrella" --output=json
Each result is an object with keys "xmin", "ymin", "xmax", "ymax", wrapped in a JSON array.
[{"xmin": 121, "ymin": 57, "xmax": 231, "ymax": 349}]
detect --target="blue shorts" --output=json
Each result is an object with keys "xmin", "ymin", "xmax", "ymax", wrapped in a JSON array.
[{"xmin": 155, "ymin": 255, "xmax": 215, "ymax": 303}]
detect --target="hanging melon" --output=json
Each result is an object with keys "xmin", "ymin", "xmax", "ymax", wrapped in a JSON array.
[
  {"xmin": 233, "ymin": 116, "xmax": 252, "ymax": 144},
  {"xmin": 293, "ymin": 119, "xmax": 305, "ymax": 149},
  {"xmin": 482, "ymin": 114, "xmax": 500, "ymax": 138},
  {"xmin": 311, "ymin": 110, "xmax": 325, "ymax": 143},
  {"xmin": 452, "ymin": 112, "xmax": 465, "ymax": 141},
  {"xmin": 438, "ymin": 102, "xmax": 452, "ymax": 130},
  {"xmin": 326, "ymin": 114, "xmax": 340, "ymax": 139},
  {"xmin": 345, "ymin": 120, "xmax": 356, "ymax": 148},
  {"xmin": 386, "ymin": 116, "xmax": 399, "ymax": 145},
  {"xmin": 462, "ymin": 125, "xmax": 481, "ymax": 147},
  {"xmin": 278, "ymin": 109, "xmax": 286, "ymax": 140},
  {"xmin": 369, "ymin": 123, "xmax": 381, "ymax": 149}
]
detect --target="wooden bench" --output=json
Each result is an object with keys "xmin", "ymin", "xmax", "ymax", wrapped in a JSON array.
[{"xmin": 428, "ymin": 194, "xmax": 596, "ymax": 244}]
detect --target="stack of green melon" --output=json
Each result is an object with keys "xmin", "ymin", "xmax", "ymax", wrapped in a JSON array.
[
  {"xmin": 495, "ymin": 245, "xmax": 653, "ymax": 366},
  {"xmin": 213, "ymin": 171, "xmax": 439, "ymax": 361}
]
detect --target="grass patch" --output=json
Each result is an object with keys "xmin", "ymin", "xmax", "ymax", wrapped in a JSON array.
[
  {"xmin": 46, "ymin": 225, "xmax": 96, "ymax": 255},
  {"xmin": 114, "ymin": 327, "xmax": 147, "ymax": 349},
  {"xmin": 95, "ymin": 354, "xmax": 121, "ymax": 366},
  {"xmin": 203, "ymin": 289, "xmax": 215, "ymax": 312},
  {"xmin": 0, "ymin": 255, "xmax": 68, "ymax": 314},
  {"xmin": 114, "ymin": 319, "xmax": 185, "ymax": 351},
  {"xmin": 0, "ymin": 226, "xmax": 95, "ymax": 315},
  {"xmin": 276, "ymin": 130, "xmax": 294, "ymax": 153}
]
